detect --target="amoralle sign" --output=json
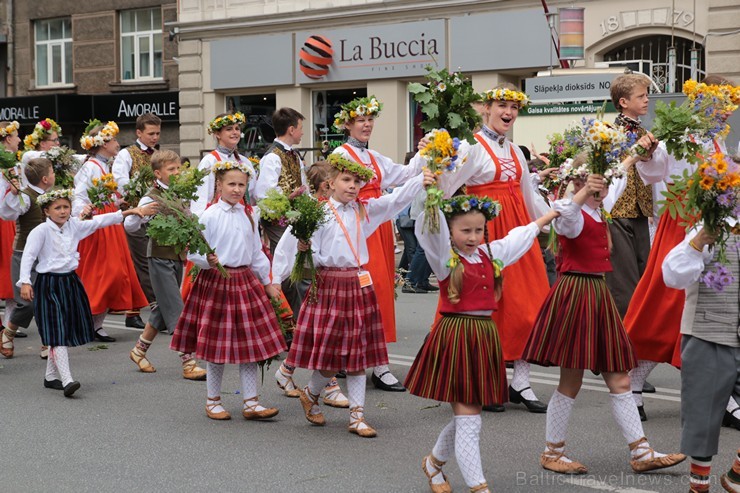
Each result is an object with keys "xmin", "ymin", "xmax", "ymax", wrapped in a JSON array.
[
  {"xmin": 92, "ymin": 92, "xmax": 179, "ymax": 123},
  {"xmin": 295, "ymin": 20, "xmax": 445, "ymax": 84}
]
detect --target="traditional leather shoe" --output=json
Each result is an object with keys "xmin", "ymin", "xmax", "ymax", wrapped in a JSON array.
[
  {"xmin": 63, "ymin": 381, "xmax": 81, "ymax": 397},
  {"xmin": 637, "ymin": 405, "xmax": 647, "ymax": 422},
  {"xmin": 348, "ymin": 406, "xmax": 377, "ymax": 438},
  {"xmin": 299, "ymin": 387, "xmax": 325, "ymax": 426},
  {"xmin": 130, "ymin": 349, "xmax": 156, "ymax": 373},
  {"xmin": 242, "ymin": 397, "xmax": 279, "ymax": 420},
  {"xmin": 470, "ymin": 482, "xmax": 490, "ymax": 492},
  {"xmin": 422, "ymin": 454, "xmax": 452, "ymax": 493},
  {"xmin": 14, "ymin": 329, "xmax": 27, "ymax": 338},
  {"xmin": 483, "ymin": 404, "xmax": 505, "ymax": 412},
  {"xmin": 540, "ymin": 441, "xmax": 588, "ymax": 474},
  {"xmin": 94, "ymin": 329, "xmax": 116, "ymax": 343},
  {"xmin": 323, "ymin": 384, "xmax": 349, "ymax": 408},
  {"xmin": 205, "ymin": 399, "xmax": 231, "ymax": 420},
  {"xmin": 275, "ymin": 367, "xmax": 301, "ymax": 397},
  {"xmin": 629, "ymin": 437, "xmax": 686, "ymax": 472},
  {"xmin": 0, "ymin": 329, "xmax": 14, "ymax": 358},
  {"xmin": 721, "ymin": 473, "xmax": 740, "ymax": 492},
  {"xmin": 509, "ymin": 385, "xmax": 547, "ymax": 413},
  {"xmin": 182, "ymin": 361, "xmax": 207, "ymax": 381},
  {"xmin": 372, "ymin": 371, "xmax": 406, "ymax": 392},
  {"xmin": 125, "ymin": 315, "xmax": 146, "ymax": 329},
  {"xmin": 643, "ymin": 381, "xmax": 656, "ymax": 393},
  {"xmin": 44, "ymin": 379, "xmax": 64, "ymax": 390},
  {"xmin": 722, "ymin": 410, "xmax": 740, "ymax": 431}
]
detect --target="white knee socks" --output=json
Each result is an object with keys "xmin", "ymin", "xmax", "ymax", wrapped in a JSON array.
[
  {"xmin": 511, "ymin": 360, "xmax": 538, "ymax": 401},
  {"xmin": 307, "ymin": 371, "xmax": 330, "ymax": 397},
  {"xmin": 347, "ymin": 374, "xmax": 372, "ymax": 431},
  {"xmin": 45, "ymin": 352, "xmax": 60, "ymax": 382},
  {"xmin": 609, "ymin": 391, "xmax": 666, "ymax": 460},
  {"xmin": 544, "ymin": 390, "xmax": 575, "ymax": 461},
  {"xmin": 50, "ymin": 346, "xmax": 73, "ymax": 386},
  {"xmin": 206, "ymin": 362, "xmax": 226, "ymax": 412},
  {"xmin": 629, "ymin": 360, "xmax": 658, "ymax": 406},
  {"xmin": 455, "ymin": 415, "xmax": 486, "ymax": 488},
  {"xmin": 239, "ymin": 363, "xmax": 268, "ymax": 412},
  {"xmin": 427, "ymin": 419, "xmax": 456, "ymax": 485}
]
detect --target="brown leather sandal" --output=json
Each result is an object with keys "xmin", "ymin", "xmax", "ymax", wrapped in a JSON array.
[
  {"xmin": 1, "ymin": 329, "xmax": 14, "ymax": 359},
  {"xmin": 242, "ymin": 396, "xmax": 279, "ymax": 420},
  {"xmin": 299, "ymin": 386, "xmax": 325, "ymax": 426},
  {"xmin": 629, "ymin": 437, "xmax": 686, "ymax": 473},
  {"xmin": 205, "ymin": 397, "xmax": 231, "ymax": 420},
  {"xmin": 540, "ymin": 441, "xmax": 588, "ymax": 474},
  {"xmin": 348, "ymin": 406, "xmax": 377, "ymax": 438},
  {"xmin": 470, "ymin": 483, "xmax": 490, "ymax": 493},
  {"xmin": 422, "ymin": 454, "xmax": 452, "ymax": 493},
  {"xmin": 129, "ymin": 349, "xmax": 156, "ymax": 373}
]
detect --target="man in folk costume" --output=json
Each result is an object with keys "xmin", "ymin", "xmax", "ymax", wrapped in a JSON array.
[{"xmin": 112, "ymin": 113, "xmax": 163, "ymax": 329}]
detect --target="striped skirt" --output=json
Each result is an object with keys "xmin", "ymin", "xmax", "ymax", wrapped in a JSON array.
[
  {"xmin": 285, "ymin": 267, "xmax": 388, "ymax": 372},
  {"xmin": 33, "ymin": 272, "xmax": 95, "ymax": 347},
  {"xmin": 170, "ymin": 266, "xmax": 286, "ymax": 364},
  {"xmin": 405, "ymin": 315, "xmax": 507, "ymax": 406},
  {"xmin": 523, "ymin": 273, "xmax": 637, "ymax": 373}
]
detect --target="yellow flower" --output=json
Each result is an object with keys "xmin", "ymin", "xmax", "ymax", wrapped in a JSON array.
[{"xmin": 699, "ymin": 176, "xmax": 714, "ymax": 190}]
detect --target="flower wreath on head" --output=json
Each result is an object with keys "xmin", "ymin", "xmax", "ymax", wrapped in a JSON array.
[
  {"xmin": 441, "ymin": 194, "xmax": 502, "ymax": 222},
  {"xmin": 482, "ymin": 87, "xmax": 530, "ymax": 107},
  {"xmin": 333, "ymin": 96, "xmax": 383, "ymax": 132},
  {"xmin": 326, "ymin": 153, "xmax": 375, "ymax": 182},
  {"xmin": 79, "ymin": 119, "xmax": 119, "ymax": 151},
  {"xmin": 556, "ymin": 157, "xmax": 589, "ymax": 183},
  {"xmin": 208, "ymin": 113, "xmax": 246, "ymax": 135},
  {"xmin": 23, "ymin": 118, "xmax": 62, "ymax": 151},
  {"xmin": 211, "ymin": 159, "xmax": 253, "ymax": 178},
  {"xmin": 37, "ymin": 188, "xmax": 74, "ymax": 208},
  {"xmin": 0, "ymin": 121, "xmax": 19, "ymax": 138}
]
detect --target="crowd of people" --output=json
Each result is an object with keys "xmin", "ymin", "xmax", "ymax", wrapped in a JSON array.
[{"xmin": 0, "ymin": 72, "xmax": 738, "ymax": 493}]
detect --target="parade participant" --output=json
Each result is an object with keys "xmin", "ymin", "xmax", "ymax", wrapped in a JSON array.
[
  {"xmin": 18, "ymin": 189, "xmax": 156, "ymax": 397},
  {"xmin": 170, "ymin": 160, "xmax": 285, "ymax": 421},
  {"xmin": 662, "ymin": 226, "xmax": 740, "ymax": 493},
  {"xmin": 406, "ymin": 195, "xmax": 558, "ymax": 493},
  {"xmin": 112, "ymin": 113, "xmax": 163, "ymax": 329},
  {"xmin": 437, "ymin": 84, "xmax": 551, "ymax": 413},
  {"xmin": 123, "ymin": 150, "xmax": 207, "ymax": 381},
  {"xmin": 0, "ymin": 158, "xmax": 55, "ymax": 359},
  {"xmin": 0, "ymin": 121, "xmax": 22, "ymax": 339},
  {"xmin": 523, "ymin": 168, "xmax": 685, "ymax": 475},
  {"xmin": 19, "ymin": 118, "xmax": 62, "ymax": 186},
  {"xmin": 73, "ymin": 120, "xmax": 148, "ymax": 343},
  {"xmin": 272, "ymin": 156, "xmax": 434, "ymax": 437},
  {"xmin": 273, "ymin": 161, "xmax": 349, "ymax": 408},
  {"xmin": 332, "ymin": 95, "xmax": 425, "ymax": 392}
]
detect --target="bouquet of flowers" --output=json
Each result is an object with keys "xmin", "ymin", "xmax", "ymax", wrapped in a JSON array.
[
  {"xmin": 288, "ymin": 190, "xmax": 330, "ymax": 302},
  {"xmin": 86, "ymin": 173, "xmax": 118, "ymax": 212},
  {"xmin": 256, "ymin": 187, "xmax": 301, "ymax": 226},
  {"xmin": 419, "ymin": 128, "xmax": 462, "ymax": 233},
  {"xmin": 408, "ymin": 66, "xmax": 482, "ymax": 142},
  {"xmin": 664, "ymin": 152, "xmax": 740, "ymax": 291},
  {"xmin": 122, "ymin": 165, "xmax": 155, "ymax": 207},
  {"xmin": 0, "ymin": 144, "xmax": 20, "ymax": 199},
  {"xmin": 539, "ymin": 126, "xmax": 584, "ymax": 192},
  {"xmin": 248, "ymin": 155, "xmax": 261, "ymax": 175},
  {"xmin": 45, "ymin": 146, "xmax": 80, "ymax": 188},
  {"xmin": 580, "ymin": 113, "xmax": 634, "ymax": 194}
]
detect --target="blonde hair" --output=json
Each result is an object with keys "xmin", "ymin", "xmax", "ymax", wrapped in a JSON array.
[
  {"xmin": 327, "ymin": 166, "xmax": 367, "ymax": 221},
  {"xmin": 306, "ymin": 161, "xmax": 332, "ymax": 196},
  {"xmin": 151, "ymin": 149, "xmax": 180, "ymax": 171},
  {"xmin": 610, "ymin": 74, "xmax": 650, "ymax": 112}
]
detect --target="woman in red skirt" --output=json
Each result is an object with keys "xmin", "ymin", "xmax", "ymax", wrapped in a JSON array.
[
  {"xmin": 0, "ymin": 121, "xmax": 21, "ymax": 336},
  {"xmin": 523, "ymin": 168, "xmax": 685, "ymax": 475},
  {"xmin": 171, "ymin": 160, "xmax": 286, "ymax": 421},
  {"xmin": 272, "ymin": 156, "xmax": 434, "ymax": 437},
  {"xmin": 405, "ymin": 195, "xmax": 557, "ymax": 493}
]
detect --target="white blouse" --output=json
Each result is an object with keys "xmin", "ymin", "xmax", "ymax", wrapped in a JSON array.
[
  {"xmin": 332, "ymin": 143, "xmax": 424, "ymax": 189},
  {"xmin": 72, "ymin": 157, "xmax": 111, "ymax": 216},
  {"xmin": 187, "ymin": 198, "xmax": 271, "ymax": 284},
  {"xmin": 190, "ymin": 150, "xmax": 257, "ymax": 217},
  {"xmin": 0, "ymin": 183, "xmax": 45, "ymax": 221},
  {"xmin": 662, "ymin": 226, "xmax": 714, "ymax": 290},
  {"xmin": 272, "ymin": 172, "xmax": 425, "ymax": 283},
  {"xmin": 18, "ymin": 211, "xmax": 124, "ymax": 285},
  {"xmin": 551, "ymin": 199, "xmax": 602, "ymax": 239},
  {"xmin": 253, "ymin": 139, "xmax": 307, "ymax": 201}
]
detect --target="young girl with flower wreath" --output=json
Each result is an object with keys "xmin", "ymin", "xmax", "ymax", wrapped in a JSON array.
[
  {"xmin": 332, "ymin": 95, "xmax": 426, "ymax": 392},
  {"xmin": 522, "ymin": 170, "xmax": 685, "ymax": 476},
  {"xmin": 405, "ymin": 195, "xmax": 558, "ymax": 493},
  {"xmin": 18, "ymin": 189, "xmax": 156, "ymax": 397},
  {"xmin": 0, "ymin": 121, "xmax": 22, "ymax": 338},
  {"xmin": 73, "ymin": 120, "xmax": 149, "ymax": 343},
  {"xmin": 272, "ymin": 155, "xmax": 434, "ymax": 437},
  {"xmin": 170, "ymin": 160, "xmax": 286, "ymax": 421},
  {"xmin": 19, "ymin": 118, "xmax": 64, "ymax": 186},
  {"xmin": 437, "ymin": 84, "xmax": 552, "ymax": 413}
]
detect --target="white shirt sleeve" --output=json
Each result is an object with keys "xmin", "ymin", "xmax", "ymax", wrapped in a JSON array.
[
  {"xmin": 662, "ymin": 228, "xmax": 712, "ymax": 289},
  {"xmin": 249, "ymin": 220, "xmax": 272, "ymax": 285},
  {"xmin": 191, "ymin": 155, "xmax": 215, "ymax": 218},
  {"xmin": 635, "ymin": 143, "xmax": 669, "ymax": 185},
  {"xmin": 552, "ymin": 199, "xmax": 585, "ymax": 239},
  {"xmin": 72, "ymin": 161, "xmax": 95, "ymax": 216},
  {"xmin": 253, "ymin": 153, "xmax": 282, "ymax": 201},
  {"xmin": 112, "ymin": 148, "xmax": 133, "ymax": 194},
  {"xmin": 415, "ymin": 209, "xmax": 455, "ymax": 281},
  {"xmin": 18, "ymin": 225, "xmax": 44, "ymax": 285},
  {"xmin": 363, "ymin": 173, "xmax": 424, "ymax": 236},
  {"xmin": 123, "ymin": 195, "xmax": 154, "ymax": 233},
  {"xmin": 75, "ymin": 210, "xmax": 125, "ymax": 240},
  {"xmin": 487, "ymin": 222, "xmax": 541, "ymax": 268},
  {"xmin": 0, "ymin": 187, "xmax": 31, "ymax": 220},
  {"xmin": 272, "ymin": 226, "xmax": 299, "ymax": 284},
  {"xmin": 515, "ymin": 146, "xmax": 550, "ymax": 221}
]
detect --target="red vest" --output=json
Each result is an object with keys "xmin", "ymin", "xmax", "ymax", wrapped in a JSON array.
[
  {"xmin": 558, "ymin": 211, "xmax": 612, "ymax": 274},
  {"xmin": 438, "ymin": 254, "xmax": 498, "ymax": 314}
]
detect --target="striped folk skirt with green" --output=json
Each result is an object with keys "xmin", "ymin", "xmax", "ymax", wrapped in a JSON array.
[
  {"xmin": 523, "ymin": 272, "xmax": 637, "ymax": 373},
  {"xmin": 404, "ymin": 314, "xmax": 507, "ymax": 406}
]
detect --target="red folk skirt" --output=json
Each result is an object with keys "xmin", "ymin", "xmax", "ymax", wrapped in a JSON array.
[
  {"xmin": 171, "ymin": 266, "xmax": 286, "ymax": 364},
  {"xmin": 76, "ymin": 205, "xmax": 148, "ymax": 314},
  {"xmin": 462, "ymin": 181, "xmax": 549, "ymax": 361},
  {"xmin": 624, "ymin": 213, "xmax": 687, "ymax": 368},
  {"xmin": 286, "ymin": 267, "xmax": 389, "ymax": 372},
  {"xmin": 405, "ymin": 314, "xmax": 507, "ymax": 406},
  {"xmin": 0, "ymin": 220, "xmax": 15, "ymax": 299},
  {"xmin": 523, "ymin": 273, "xmax": 638, "ymax": 373}
]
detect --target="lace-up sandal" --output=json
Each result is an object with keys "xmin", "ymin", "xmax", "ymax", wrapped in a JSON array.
[
  {"xmin": 629, "ymin": 437, "xmax": 686, "ymax": 473},
  {"xmin": 540, "ymin": 441, "xmax": 588, "ymax": 474},
  {"xmin": 470, "ymin": 483, "xmax": 490, "ymax": 493},
  {"xmin": 205, "ymin": 397, "xmax": 231, "ymax": 420},
  {"xmin": 129, "ymin": 349, "xmax": 156, "ymax": 373},
  {"xmin": 299, "ymin": 386, "xmax": 325, "ymax": 426},
  {"xmin": 422, "ymin": 454, "xmax": 452, "ymax": 493},
  {"xmin": 348, "ymin": 406, "xmax": 377, "ymax": 438},
  {"xmin": 242, "ymin": 396, "xmax": 279, "ymax": 420},
  {"xmin": 1, "ymin": 329, "xmax": 14, "ymax": 358}
]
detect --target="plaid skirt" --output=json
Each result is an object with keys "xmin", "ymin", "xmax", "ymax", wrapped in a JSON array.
[
  {"xmin": 33, "ymin": 272, "xmax": 95, "ymax": 347},
  {"xmin": 523, "ymin": 273, "xmax": 638, "ymax": 373},
  {"xmin": 285, "ymin": 267, "xmax": 388, "ymax": 372},
  {"xmin": 170, "ymin": 266, "xmax": 286, "ymax": 364},
  {"xmin": 405, "ymin": 315, "xmax": 507, "ymax": 406}
]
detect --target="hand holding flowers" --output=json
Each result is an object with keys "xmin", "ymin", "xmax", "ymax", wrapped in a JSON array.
[{"xmin": 419, "ymin": 128, "xmax": 463, "ymax": 233}]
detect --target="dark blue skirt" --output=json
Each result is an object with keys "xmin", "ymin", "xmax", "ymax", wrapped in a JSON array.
[{"xmin": 33, "ymin": 272, "xmax": 95, "ymax": 347}]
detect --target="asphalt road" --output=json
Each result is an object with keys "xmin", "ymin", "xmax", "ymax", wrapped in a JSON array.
[{"xmin": 2, "ymin": 290, "xmax": 736, "ymax": 493}]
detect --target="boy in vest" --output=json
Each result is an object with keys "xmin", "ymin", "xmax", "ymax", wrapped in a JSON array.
[
  {"xmin": 113, "ymin": 113, "xmax": 162, "ymax": 329},
  {"xmin": 663, "ymin": 225, "xmax": 740, "ymax": 493},
  {"xmin": 0, "ymin": 158, "xmax": 55, "ymax": 359},
  {"xmin": 123, "ymin": 149, "xmax": 206, "ymax": 380}
]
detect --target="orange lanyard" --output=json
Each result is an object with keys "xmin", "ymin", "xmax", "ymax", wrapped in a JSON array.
[{"xmin": 328, "ymin": 201, "xmax": 362, "ymax": 268}]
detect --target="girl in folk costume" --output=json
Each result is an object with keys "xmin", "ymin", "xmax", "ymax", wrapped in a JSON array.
[
  {"xmin": 0, "ymin": 121, "xmax": 22, "ymax": 341},
  {"xmin": 170, "ymin": 161, "xmax": 286, "ymax": 421},
  {"xmin": 522, "ymin": 168, "xmax": 685, "ymax": 475},
  {"xmin": 623, "ymin": 75, "xmax": 740, "ymax": 426},
  {"xmin": 331, "ymin": 96, "xmax": 425, "ymax": 392},
  {"xmin": 272, "ymin": 157, "xmax": 434, "ymax": 437},
  {"xmin": 73, "ymin": 120, "xmax": 148, "ymax": 343},
  {"xmin": 406, "ymin": 195, "xmax": 558, "ymax": 493},
  {"xmin": 19, "ymin": 190, "xmax": 156, "ymax": 397},
  {"xmin": 19, "ymin": 118, "xmax": 63, "ymax": 186},
  {"xmin": 437, "ymin": 85, "xmax": 551, "ymax": 413}
]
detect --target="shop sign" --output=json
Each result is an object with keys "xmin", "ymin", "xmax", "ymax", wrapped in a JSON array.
[
  {"xmin": 92, "ymin": 92, "xmax": 179, "ymax": 122},
  {"xmin": 521, "ymin": 102, "xmax": 617, "ymax": 116},
  {"xmin": 525, "ymin": 74, "xmax": 616, "ymax": 104},
  {"xmin": 0, "ymin": 96, "xmax": 56, "ymax": 123}
]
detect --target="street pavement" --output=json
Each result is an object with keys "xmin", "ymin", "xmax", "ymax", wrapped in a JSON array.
[{"xmin": 2, "ymin": 290, "xmax": 737, "ymax": 493}]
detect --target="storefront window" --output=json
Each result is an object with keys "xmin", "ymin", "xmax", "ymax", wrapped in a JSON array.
[
  {"xmin": 121, "ymin": 8, "xmax": 163, "ymax": 81},
  {"xmin": 227, "ymin": 94, "xmax": 276, "ymax": 156},
  {"xmin": 35, "ymin": 18, "xmax": 72, "ymax": 87},
  {"xmin": 312, "ymin": 88, "xmax": 367, "ymax": 154}
]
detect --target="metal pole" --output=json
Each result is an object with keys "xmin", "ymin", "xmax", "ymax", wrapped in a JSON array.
[{"xmin": 668, "ymin": 0, "xmax": 676, "ymax": 92}]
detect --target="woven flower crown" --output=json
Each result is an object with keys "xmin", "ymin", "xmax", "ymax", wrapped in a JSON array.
[
  {"xmin": 212, "ymin": 160, "xmax": 253, "ymax": 177},
  {"xmin": 37, "ymin": 188, "xmax": 74, "ymax": 208},
  {"xmin": 483, "ymin": 87, "xmax": 530, "ymax": 107},
  {"xmin": 0, "ymin": 121, "xmax": 19, "ymax": 138},
  {"xmin": 208, "ymin": 113, "xmax": 246, "ymax": 134},
  {"xmin": 442, "ymin": 194, "xmax": 502, "ymax": 221},
  {"xmin": 80, "ymin": 120, "xmax": 119, "ymax": 150},
  {"xmin": 333, "ymin": 96, "xmax": 383, "ymax": 131},
  {"xmin": 326, "ymin": 153, "xmax": 375, "ymax": 182},
  {"xmin": 24, "ymin": 118, "xmax": 62, "ymax": 150}
]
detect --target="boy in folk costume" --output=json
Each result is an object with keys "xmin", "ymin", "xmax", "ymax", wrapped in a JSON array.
[
  {"xmin": 124, "ymin": 150, "xmax": 206, "ymax": 381},
  {"xmin": 0, "ymin": 158, "xmax": 55, "ymax": 359},
  {"xmin": 272, "ymin": 156, "xmax": 435, "ymax": 437},
  {"xmin": 112, "ymin": 113, "xmax": 163, "ymax": 329},
  {"xmin": 663, "ymin": 225, "xmax": 740, "ymax": 493}
]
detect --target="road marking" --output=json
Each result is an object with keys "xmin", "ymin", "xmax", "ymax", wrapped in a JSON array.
[{"xmin": 563, "ymin": 477, "xmax": 658, "ymax": 493}]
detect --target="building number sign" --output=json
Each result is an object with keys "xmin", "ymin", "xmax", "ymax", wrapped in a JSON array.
[{"xmin": 600, "ymin": 8, "xmax": 694, "ymax": 37}]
